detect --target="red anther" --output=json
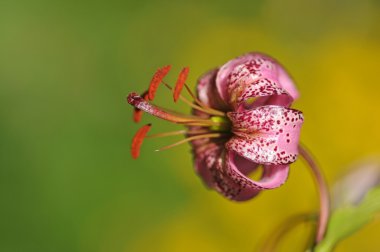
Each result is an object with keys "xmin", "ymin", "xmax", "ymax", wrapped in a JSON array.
[
  {"xmin": 133, "ymin": 108, "xmax": 143, "ymax": 123},
  {"xmin": 142, "ymin": 91, "xmax": 149, "ymax": 100},
  {"xmin": 148, "ymin": 65, "xmax": 171, "ymax": 101},
  {"xmin": 173, "ymin": 67, "xmax": 189, "ymax": 102},
  {"xmin": 131, "ymin": 124, "xmax": 152, "ymax": 159}
]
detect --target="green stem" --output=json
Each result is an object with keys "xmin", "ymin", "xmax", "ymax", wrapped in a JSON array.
[{"xmin": 298, "ymin": 145, "xmax": 330, "ymax": 244}]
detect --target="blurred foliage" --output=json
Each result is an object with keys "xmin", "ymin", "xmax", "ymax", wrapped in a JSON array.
[
  {"xmin": 1, "ymin": 0, "xmax": 380, "ymax": 251},
  {"xmin": 316, "ymin": 186, "xmax": 380, "ymax": 252}
]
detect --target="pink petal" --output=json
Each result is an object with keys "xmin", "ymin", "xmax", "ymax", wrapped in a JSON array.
[
  {"xmin": 216, "ymin": 53, "xmax": 258, "ymax": 102},
  {"xmin": 277, "ymin": 66, "xmax": 299, "ymax": 100},
  {"xmin": 233, "ymin": 152, "xmax": 260, "ymax": 175},
  {"xmin": 227, "ymin": 57, "xmax": 277, "ymax": 94},
  {"xmin": 196, "ymin": 68, "xmax": 229, "ymax": 111},
  {"xmin": 226, "ymin": 106, "xmax": 303, "ymax": 165},
  {"xmin": 235, "ymin": 78, "xmax": 287, "ymax": 103},
  {"xmin": 192, "ymin": 141, "xmax": 224, "ymax": 188},
  {"xmin": 192, "ymin": 140, "xmax": 261, "ymax": 198},
  {"xmin": 211, "ymin": 151, "xmax": 290, "ymax": 201},
  {"xmin": 192, "ymin": 143, "xmax": 261, "ymax": 200},
  {"xmin": 216, "ymin": 52, "xmax": 299, "ymax": 106},
  {"xmin": 234, "ymin": 77, "xmax": 292, "ymax": 111},
  {"xmin": 227, "ymin": 60, "xmax": 293, "ymax": 108},
  {"xmin": 240, "ymin": 95, "xmax": 293, "ymax": 112},
  {"xmin": 210, "ymin": 153, "xmax": 258, "ymax": 200},
  {"xmin": 226, "ymin": 151, "xmax": 290, "ymax": 201},
  {"xmin": 197, "ymin": 68, "xmax": 217, "ymax": 106}
]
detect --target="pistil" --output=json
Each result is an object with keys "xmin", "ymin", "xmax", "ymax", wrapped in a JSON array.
[
  {"xmin": 127, "ymin": 93, "xmax": 226, "ymax": 127},
  {"xmin": 146, "ymin": 129, "xmax": 209, "ymax": 139}
]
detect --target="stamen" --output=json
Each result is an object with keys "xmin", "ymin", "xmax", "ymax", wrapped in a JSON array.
[
  {"xmin": 146, "ymin": 130, "xmax": 187, "ymax": 138},
  {"xmin": 183, "ymin": 84, "xmax": 210, "ymax": 108},
  {"xmin": 146, "ymin": 129, "xmax": 209, "ymax": 138},
  {"xmin": 127, "ymin": 93, "xmax": 219, "ymax": 126},
  {"xmin": 183, "ymin": 84, "xmax": 226, "ymax": 116},
  {"xmin": 176, "ymin": 120, "xmax": 221, "ymax": 127},
  {"xmin": 131, "ymin": 124, "xmax": 152, "ymax": 159},
  {"xmin": 133, "ymin": 108, "xmax": 143, "ymax": 123},
  {"xmin": 155, "ymin": 133, "xmax": 224, "ymax": 151},
  {"xmin": 148, "ymin": 65, "xmax": 171, "ymax": 101},
  {"xmin": 133, "ymin": 91, "xmax": 149, "ymax": 123},
  {"xmin": 163, "ymin": 82, "xmax": 225, "ymax": 117},
  {"xmin": 173, "ymin": 67, "xmax": 189, "ymax": 102}
]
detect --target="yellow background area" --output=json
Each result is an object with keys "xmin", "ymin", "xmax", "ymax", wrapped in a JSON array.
[{"xmin": 1, "ymin": 0, "xmax": 380, "ymax": 251}]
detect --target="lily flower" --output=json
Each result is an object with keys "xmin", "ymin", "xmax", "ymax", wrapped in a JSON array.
[{"xmin": 127, "ymin": 52, "xmax": 303, "ymax": 201}]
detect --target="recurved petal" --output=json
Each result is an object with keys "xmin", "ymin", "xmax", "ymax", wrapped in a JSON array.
[
  {"xmin": 210, "ymin": 151, "xmax": 261, "ymax": 201},
  {"xmin": 277, "ymin": 66, "xmax": 299, "ymax": 101},
  {"xmin": 234, "ymin": 78, "xmax": 292, "ymax": 110},
  {"xmin": 227, "ymin": 56, "xmax": 277, "ymax": 94},
  {"xmin": 193, "ymin": 143, "xmax": 260, "ymax": 199},
  {"xmin": 247, "ymin": 94, "xmax": 293, "ymax": 110},
  {"xmin": 211, "ymin": 151, "xmax": 290, "ymax": 201},
  {"xmin": 196, "ymin": 68, "xmax": 229, "ymax": 111},
  {"xmin": 226, "ymin": 106, "xmax": 303, "ymax": 165},
  {"xmin": 227, "ymin": 151, "xmax": 290, "ymax": 199},
  {"xmin": 216, "ymin": 52, "xmax": 299, "ymax": 107},
  {"xmin": 216, "ymin": 53, "xmax": 258, "ymax": 102},
  {"xmin": 227, "ymin": 59, "xmax": 293, "ymax": 108},
  {"xmin": 193, "ymin": 142, "xmax": 224, "ymax": 188}
]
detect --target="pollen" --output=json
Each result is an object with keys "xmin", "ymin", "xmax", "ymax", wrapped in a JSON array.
[
  {"xmin": 133, "ymin": 108, "xmax": 143, "ymax": 123},
  {"xmin": 131, "ymin": 124, "xmax": 152, "ymax": 159},
  {"xmin": 148, "ymin": 65, "xmax": 171, "ymax": 101},
  {"xmin": 173, "ymin": 67, "xmax": 189, "ymax": 102}
]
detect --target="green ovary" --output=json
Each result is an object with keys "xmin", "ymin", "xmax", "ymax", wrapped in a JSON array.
[{"xmin": 210, "ymin": 116, "xmax": 231, "ymax": 132}]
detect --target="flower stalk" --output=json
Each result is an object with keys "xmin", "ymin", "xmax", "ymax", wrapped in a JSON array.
[{"xmin": 298, "ymin": 144, "xmax": 330, "ymax": 243}]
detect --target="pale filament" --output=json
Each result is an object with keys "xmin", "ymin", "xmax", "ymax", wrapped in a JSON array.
[
  {"xmin": 155, "ymin": 133, "xmax": 225, "ymax": 152},
  {"xmin": 162, "ymin": 82, "xmax": 225, "ymax": 117},
  {"xmin": 128, "ymin": 93, "xmax": 222, "ymax": 127},
  {"xmin": 146, "ymin": 129, "xmax": 209, "ymax": 138}
]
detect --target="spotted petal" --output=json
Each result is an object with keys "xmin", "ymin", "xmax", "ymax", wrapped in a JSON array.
[
  {"xmin": 228, "ymin": 63, "xmax": 293, "ymax": 109},
  {"xmin": 277, "ymin": 66, "xmax": 299, "ymax": 101},
  {"xmin": 196, "ymin": 68, "xmax": 229, "ymax": 111},
  {"xmin": 211, "ymin": 151, "xmax": 290, "ymax": 201},
  {"xmin": 194, "ymin": 143, "xmax": 262, "ymax": 200},
  {"xmin": 193, "ymin": 142, "xmax": 222, "ymax": 188},
  {"xmin": 226, "ymin": 106, "xmax": 303, "ymax": 165},
  {"xmin": 216, "ymin": 52, "xmax": 299, "ymax": 107},
  {"xmin": 216, "ymin": 53, "xmax": 259, "ymax": 102}
]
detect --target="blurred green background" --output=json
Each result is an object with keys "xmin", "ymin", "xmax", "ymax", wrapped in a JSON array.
[{"xmin": 1, "ymin": 0, "xmax": 380, "ymax": 251}]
